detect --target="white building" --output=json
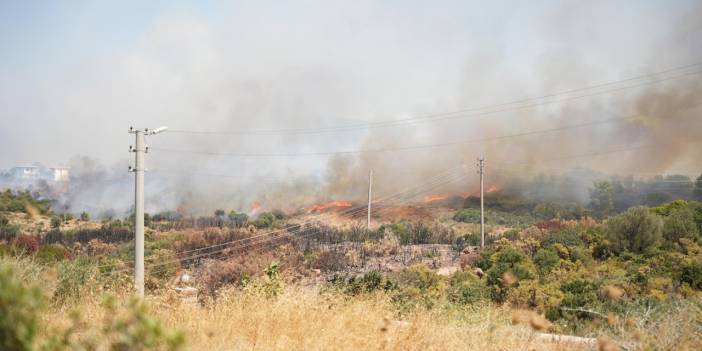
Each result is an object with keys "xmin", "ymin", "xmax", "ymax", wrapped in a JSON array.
[
  {"xmin": 5, "ymin": 164, "xmax": 69, "ymax": 183},
  {"xmin": 9, "ymin": 166, "xmax": 40, "ymax": 180},
  {"xmin": 50, "ymin": 167, "xmax": 70, "ymax": 182}
]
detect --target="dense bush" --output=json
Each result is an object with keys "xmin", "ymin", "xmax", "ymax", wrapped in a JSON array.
[
  {"xmin": 680, "ymin": 261, "xmax": 702, "ymax": 289},
  {"xmin": 0, "ymin": 263, "xmax": 43, "ymax": 351},
  {"xmin": 380, "ymin": 221, "xmax": 447, "ymax": 245},
  {"xmin": 393, "ymin": 265, "xmax": 446, "ymax": 309},
  {"xmin": 0, "ymin": 190, "xmax": 51, "ymax": 214},
  {"xmin": 533, "ymin": 248, "xmax": 560, "ymax": 275},
  {"xmin": 337, "ymin": 271, "xmax": 397, "ymax": 296},
  {"xmin": 50, "ymin": 216, "xmax": 61, "ymax": 228},
  {"xmin": 662, "ymin": 207, "xmax": 700, "ymax": 245},
  {"xmin": 0, "ymin": 216, "xmax": 19, "ymax": 242},
  {"xmin": 543, "ymin": 226, "xmax": 586, "ymax": 247},
  {"xmin": 447, "ymin": 270, "xmax": 488, "ymax": 304},
  {"xmin": 43, "ymin": 225, "xmax": 133, "ymax": 245},
  {"xmin": 152, "ymin": 211, "xmax": 182, "ymax": 222},
  {"xmin": 453, "ymin": 208, "xmax": 534, "ymax": 227},
  {"xmin": 606, "ymin": 206, "xmax": 663, "ymax": 254},
  {"xmin": 35, "ymin": 244, "xmax": 68, "ymax": 263},
  {"xmin": 228, "ymin": 211, "xmax": 249, "ymax": 227},
  {"xmin": 484, "ymin": 247, "xmax": 535, "ymax": 301}
]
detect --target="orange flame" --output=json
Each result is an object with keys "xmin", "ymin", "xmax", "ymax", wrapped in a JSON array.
[
  {"xmin": 307, "ymin": 200, "xmax": 353, "ymax": 213},
  {"xmin": 486, "ymin": 185, "xmax": 499, "ymax": 193},
  {"xmin": 249, "ymin": 202, "xmax": 263, "ymax": 216},
  {"xmin": 423, "ymin": 194, "xmax": 450, "ymax": 203}
]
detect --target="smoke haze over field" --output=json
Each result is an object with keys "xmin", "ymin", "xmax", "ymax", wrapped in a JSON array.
[{"xmin": 1, "ymin": 1, "xmax": 701, "ymax": 216}]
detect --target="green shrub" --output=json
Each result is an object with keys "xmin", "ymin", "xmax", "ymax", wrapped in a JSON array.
[
  {"xmin": 663, "ymin": 207, "xmax": 700, "ymax": 245},
  {"xmin": 502, "ymin": 229, "xmax": 520, "ymax": 241},
  {"xmin": 227, "ymin": 211, "xmax": 248, "ymax": 227},
  {"xmin": 252, "ymin": 212, "xmax": 278, "ymax": 229},
  {"xmin": 52, "ymin": 257, "xmax": 99, "ymax": 305},
  {"xmin": 0, "ymin": 224, "xmax": 19, "ymax": 242},
  {"xmin": 476, "ymin": 248, "xmax": 496, "ymax": 270},
  {"xmin": 680, "ymin": 261, "xmax": 702, "ymax": 290},
  {"xmin": 506, "ymin": 280, "xmax": 564, "ymax": 318},
  {"xmin": 453, "ymin": 208, "xmax": 534, "ymax": 226},
  {"xmin": 447, "ymin": 270, "xmax": 488, "ymax": 304},
  {"xmin": 343, "ymin": 271, "xmax": 397, "ymax": 296},
  {"xmin": 392, "ymin": 265, "xmax": 446, "ymax": 309},
  {"xmin": 485, "ymin": 247, "xmax": 535, "ymax": 301},
  {"xmin": 380, "ymin": 221, "xmax": 434, "ymax": 245},
  {"xmin": 147, "ymin": 249, "xmax": 178, "ymax": 282},
  {"xmin": 35, "ymin": 244, "xmax": 68, "ymax": 264},
  {"xmin": 559, "ymin": 279, "xmax": 601, "ymax": 323},
  {"xmin": 453, "ymin": 209, "xmax": 482, "ymax": 223},
  {"xmin": 50, "ymin": 216, "xmax": 62, "ymax": 228},
  {"xmin": 255, "ymin": 261, "xmax": 283, "ymax": 298},
  {"xmin": 0, "ymin": 263, "xmax": 44, "ymax": 351},
  {"xmin": 606, "ymin": 206, "xmax": 663, "ymax": 255},
  {"xmin": 533, "ymin": 248, "xmax": 560, "ymax": 275},
  {"xmin": 543, "ymin": 226, "xmax": 585, "ymax": 247},
  {"xmin": 651, "ymin": 199, "xmax": 690, "ymax": 216},
  {"xmin": 0, "ymin": 190, "xmax": 51, "ymax": 214}
]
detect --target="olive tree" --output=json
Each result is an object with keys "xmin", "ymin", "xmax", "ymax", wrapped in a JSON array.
[
  {"xmin": 589, "ymin": 181, "xmax": 614, "ymax": 218},
  {"xmin": 606, "ymin": 206, "xmax": 663, "ymax": 254},
  {"xmin": 663, "ymin": 207, "xmax": 700, "ymax": 244}
]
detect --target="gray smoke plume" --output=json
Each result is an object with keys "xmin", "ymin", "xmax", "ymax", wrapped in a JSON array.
[{"xmin": 1, "ymin": 2, "xmax": 700, "ymax": 216}]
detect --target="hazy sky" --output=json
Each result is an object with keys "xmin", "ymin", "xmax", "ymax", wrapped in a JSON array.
[
  {"xmin": 1, "ymin": 1, "xmax": 701, "ymax": 214},
  {"xmin": 1, "ymin": 0, "xmax": 699, "ymax": 165}
]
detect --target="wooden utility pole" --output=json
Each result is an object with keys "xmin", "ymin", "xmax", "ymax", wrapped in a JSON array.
[
  {"xmin": 477, "ymin": 157, "xmax": 485, "ymax": 248},
  {"xmin": 367, "ymin": 169, "xmax": 373, "ymax": 230}
]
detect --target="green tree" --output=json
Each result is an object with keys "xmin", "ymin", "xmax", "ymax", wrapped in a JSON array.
[
  {"xmin": 663, "ymin": 207, "xmax": 700, "ymax": 245},
  {"xmin": 606, "ymin": 206, "xmax": 663, "ymax": 254},
  {"xmin": 589, "ymin": 181, "xmax": 614, "ymax": 218},
  {"xmin": 694, "ymin": 173, "xmax": 702, "ymax": 201}
]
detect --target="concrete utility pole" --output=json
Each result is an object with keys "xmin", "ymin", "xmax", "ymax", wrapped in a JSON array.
[
  {"xmin": 367, "ymin": 168, "xmax": 373, "ymax": 230},
  {"xmin": 477, "ymin": 157, "xmax": 485, "ymax": 248},
  {"xmin": 129, "ymin": 126, "xmax": 167, "ymax": 297}
]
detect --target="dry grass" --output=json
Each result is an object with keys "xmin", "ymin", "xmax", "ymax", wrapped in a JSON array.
[
  {"xmin": 39, "ymin": 285, "xmax": 702, "ymax": 350},
  {"xmin": 5, "ymin": 253, "xmax": 696, "ymax": 351},
  {"xmin": 41, "ymin": 286, "xmax": 590, "ymax": 351}
]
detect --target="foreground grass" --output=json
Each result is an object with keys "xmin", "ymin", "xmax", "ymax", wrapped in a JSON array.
[
  {"xmin": 43, "ymin": 287, "xmax": 588, "ymax": 351},
  {"xmin": 4, "ymin": 255, "xmax": 701, "ymax": 350}
]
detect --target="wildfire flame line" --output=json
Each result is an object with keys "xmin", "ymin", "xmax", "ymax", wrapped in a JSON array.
[{"xmin": 306, "ymin": 200, "xmax": 353, "ymax": 213}]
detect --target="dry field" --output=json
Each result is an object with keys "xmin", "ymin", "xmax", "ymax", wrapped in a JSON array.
[{"xmin": 43, "ymin": 287, "xmax": 593, "ymax": 351}]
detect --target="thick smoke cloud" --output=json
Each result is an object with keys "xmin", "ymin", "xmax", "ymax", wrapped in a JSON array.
[{"xmin": 1, "ymin": 1, "xmax": 700, "ymax": 216}]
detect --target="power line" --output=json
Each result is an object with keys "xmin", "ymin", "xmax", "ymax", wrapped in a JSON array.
[
  {"xmin": 166, "ymin": 62, "xmax": 702, "ymax": 136},
  {"xmin": 150, "ymin": 169, "xmax": 281, "ymax": 180},
  {"xmin": 150, "ymin": 104, "xmax": 701, "ymax": 158},
  {"xmin": 149, "ymin": 117, "xmax": 631, "ymax": 157}
]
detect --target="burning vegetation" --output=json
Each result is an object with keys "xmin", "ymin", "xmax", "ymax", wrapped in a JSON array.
[{"xmin": 306, "ymin": 200, "xmax": 353, "ymax": 214}]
